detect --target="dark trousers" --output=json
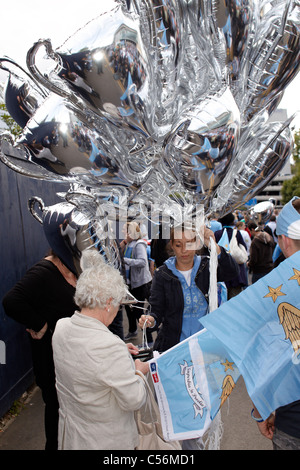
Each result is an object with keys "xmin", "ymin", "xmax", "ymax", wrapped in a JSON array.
[
  {"xmin": 227, "ymin": 285, "xmax": 244, "ymax": 300},
  {"xmin": 31, "ymin": 331, "xmax": 59, "ymax": 450},
  {"xmin": 41, "ymin": 383, "xmax": 59, "ymax": 450},
  {"xmin": 252, "ymin": 272, "xmax": 268, "ymax": 284}
]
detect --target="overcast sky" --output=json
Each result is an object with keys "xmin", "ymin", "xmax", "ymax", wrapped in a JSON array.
[{"xmin": 1, "ymin": 0, "xmax": 299, "ymax": 128}]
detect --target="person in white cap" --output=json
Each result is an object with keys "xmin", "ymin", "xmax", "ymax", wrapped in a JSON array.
[
  {"xmin": 251, "ymin": 196, "xmax": 300, "ymax": 450},
  {"xmin": 276, "ymin": 196, "xmax": 300, "ymax": 257}
]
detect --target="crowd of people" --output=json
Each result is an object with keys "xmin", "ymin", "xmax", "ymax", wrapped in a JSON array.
[{"xmin": 2, "ymin": 197, "xmax": 300, "ymax": 451}]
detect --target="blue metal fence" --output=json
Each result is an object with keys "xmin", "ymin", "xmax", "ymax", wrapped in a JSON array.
[{"xmin": 0, "ymin": 164, "xmax": 67, "ymax": 417}]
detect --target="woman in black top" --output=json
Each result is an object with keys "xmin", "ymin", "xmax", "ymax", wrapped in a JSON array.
[{"xmin": 2, "ymin": 252, "xmax": 78, "ymax": 450}]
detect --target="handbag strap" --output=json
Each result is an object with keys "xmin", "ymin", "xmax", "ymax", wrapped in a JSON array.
[{"xmin": 232, "ymin": 228, "xmax": 244, "ymax": 248}]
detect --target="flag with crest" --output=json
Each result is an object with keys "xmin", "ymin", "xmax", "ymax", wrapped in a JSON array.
[
  {"xmin": 201, "ymin": 250, "xmax": 300, "ymax": 420},
  {"xmin": 149, "ymin": 328, "xmax": 240, "ymax": 441}
]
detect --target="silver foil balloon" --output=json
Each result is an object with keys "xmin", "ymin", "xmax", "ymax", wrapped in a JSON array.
[
  {"xmin": 184, "ymin": 0, "xmax": 257, "ymax": 88},
  {"xmin": 210, "ymin": 118, "xmax": 293, "ymax": 216},
  {"xmin": 28, "ymin": 196, "xmax": 122, "ymax": 275},
  {"xmin": 0, "ymin": 57, "xmax": 48, "ymax": 128},
  {"xmin": 26, "ymin": 3, "xmax": 160, "ymax": 139},
  {"xmin": 164, "ymin": 87, "xmax": 240, "ymax": 207},
  {"xmin": 0, "ymin": 58, "xmax": 61, "ymax": 181},
  {"xmin": 250, "ymin": 199, "xmax": 275, "ymax": 225},
  {"xmin": 240, "ymin": 0, "xmax": 300, "ymax": 122},
  {"xmin": 15, "ymin": 93, "xmax": 155, "ymax": 193},
  {"xmin": 132, "ymin": 0, "xmax": 186, "ymax": 131}
]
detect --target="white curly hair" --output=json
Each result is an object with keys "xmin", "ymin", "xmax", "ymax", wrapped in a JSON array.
[{"xmin": 74, "ymin": 250, "xmax": 127, "ymax": 310}]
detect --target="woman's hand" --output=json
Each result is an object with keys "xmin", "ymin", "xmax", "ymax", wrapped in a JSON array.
[
  {"xmin": 119, "ymin": 239, "xmax": 127, "ymax": 254},
  {"xmin": 135, "ymin": 359, "xmax": 149, "ymax": 375},
  {"xmin": 127, "ymin": 343, "xmax": 139, "ymax": 356},
  {"xmin": 26, "ymin": 322, "xmax": 48, "ymax": 340},
  {"xmin": 138, "ymin": 314, "xmax": 155, "ymax": 329},
  {"xmin": 204, "ymin": 227, "xmax": 221, "ymax": 254}
]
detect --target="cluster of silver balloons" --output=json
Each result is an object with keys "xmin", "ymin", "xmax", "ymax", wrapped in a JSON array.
[{"xmin": 0, "ymin": 0, "xmax": 299, "ymax": 272}]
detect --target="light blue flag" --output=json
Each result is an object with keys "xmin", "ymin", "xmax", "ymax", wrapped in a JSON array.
[
  {"xmin": 149, "ymin": 329, "xmax": 240, "ymax": 441},
  {"xmin": 217, "ymin": 228, "xmax": 230, "ymax": 252},
  {"xmin": 201, "ymin": 250, "xmax": 300, "ymax": 420}
]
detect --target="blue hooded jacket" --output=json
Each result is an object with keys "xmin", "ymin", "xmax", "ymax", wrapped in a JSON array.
[
  {"xmin": 149, "ymin": 246, "xmax": 239, "ymax": 352},
  {"xmin": 165, "ymin": 256, "xmax": 207, "ymax": 342}
]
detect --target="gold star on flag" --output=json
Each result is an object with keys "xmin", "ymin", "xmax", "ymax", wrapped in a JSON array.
[
  {"xmin": 221, "ymin": 359, "xmax": 235, "ymax": 372},
  {"xmin": 263, "ymin": 284, "xmax": 286, "ymax": 303},
  {"xmin": 289, "ymin": 268, "xmax": 300, "ymax": 286}
]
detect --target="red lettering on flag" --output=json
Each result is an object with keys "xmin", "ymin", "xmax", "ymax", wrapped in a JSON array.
[{"xmin": 152, "ymin": 372, "xmax": 159, "ymax": 383}]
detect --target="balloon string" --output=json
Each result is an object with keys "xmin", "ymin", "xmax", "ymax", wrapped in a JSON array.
[
  {"xmin": 142, "ymin": 320, "xmax": 149, "ymax": 350},
  {"xmin": 209, "ymin": 236, "xmax": 218, "ymax": 313}
]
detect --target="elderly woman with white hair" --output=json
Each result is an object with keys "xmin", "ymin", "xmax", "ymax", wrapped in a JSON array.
[{"xmin": 52, "ymin": 250, "xmax": 148, "ymax": 450}]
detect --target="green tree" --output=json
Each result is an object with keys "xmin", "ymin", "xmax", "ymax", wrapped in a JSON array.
[
  {"xmin": 0, "ymin": 103, "xmax": 22, "ymax": 136},
  {"xmin": 281, "ymin": 129, "xmax": 300, "ymax": 204}
]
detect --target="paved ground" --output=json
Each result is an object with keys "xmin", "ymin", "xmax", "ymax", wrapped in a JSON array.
[
  {"xmin": 0, "ymin": 377, "xmax": 272, "ymax": 451},
  {"xmin": 0, "ymin": 309, "xmax": 273, "ymax": 451}
]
